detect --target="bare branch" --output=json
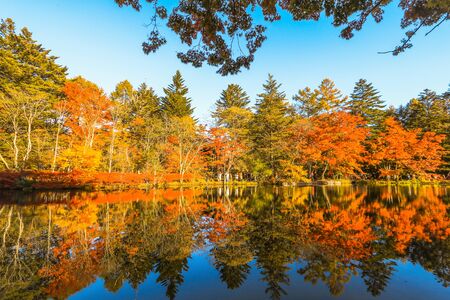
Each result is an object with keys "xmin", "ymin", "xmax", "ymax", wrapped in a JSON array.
[{"xmin": 425, "ymin": 13, "xmax": 449, "ymax": 36}]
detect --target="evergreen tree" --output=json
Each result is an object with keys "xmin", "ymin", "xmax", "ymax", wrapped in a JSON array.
[
  {"xmin": 441, "ymin": 86, "xmax": 450, "ymax": 176},
  {"xmin": 0, "ymin": 18, "xmax": 67, "ymax": 170},
  {"xmin": 348, "ymin": 79, "xmax": 386, "ymax": 128},
  {"xmin": 294, "ymin": 79, "xmax": 347, "ymax": 117},
  {"xmin": 316, "ymin": 78, "xmax": 347, "ymax": 112},
  {"xmin": 0, "ymin": 18, "xmax": 67, "ymax": 97},
  {"xmin": 293, "ymin": 87, "xmax": 319, "ymax": 117},
  {"xmin": 129, "ymin": 83, "xmax": 164, "ymax": 173},
  {"xmin": 212, "ymin": 84, "xmax": 252, "ymax": 133},
  {"xmin": 110, "ymin": 80, "xmax": 134, "ymax": 103},
  {"xmin": 134, "ymin": 83, "xmax": 160, "ymax": 118},
  {"xmin": 212, "ymin": 84, "xmax": 250, "ymax": 125},
  {"xmin": 213, "ymin": 84, "xmax": 250, "ymax": 113},
  {"xmin": 442, "ymin": 85, "xmax": 450, "ymax": 101},
  {"xmin": 398, "ymin": 89, "xmax": 449, "ymax": 133},
  {"xmin": 251, "ymin": 75, "xmax": 292, "ymax": 182},
  {"xmin": 161, "ymin": 71, "xmax": 193, "ymax": 117}
]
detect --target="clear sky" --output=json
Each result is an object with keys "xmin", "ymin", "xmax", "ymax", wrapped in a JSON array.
[{"xmin": 2, "ymin": 0, "xmax": 449, "ymax": 122}]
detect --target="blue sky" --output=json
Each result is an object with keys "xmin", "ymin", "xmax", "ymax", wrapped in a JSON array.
[{"xmin": 2, "ymin": 0, "xmax": 449, "ymax": 122}]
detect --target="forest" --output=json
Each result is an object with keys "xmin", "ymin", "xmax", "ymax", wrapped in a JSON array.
[{"xmin": 1, "ymin": 18, "xmax": 449, "ymax": 187}]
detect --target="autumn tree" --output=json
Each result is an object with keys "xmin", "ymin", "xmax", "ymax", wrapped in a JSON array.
[
  {"xmin": 370, "ymin": 117, "xmax": 445, "ymax": 179},
  {"xmin": 161, "ymin": 71, "xmax": 193, "ymax": 117},
  {"xmin": 63, "ymin": 77, "xmax": 111, "ymax": 150},
  {"xmin": 51, "ymin": 98, "xmax": 69, "ymax": 171},
  {"xmin": 288, "ymin": 112, "xmax": 368, "ymax": 180},
  {"xmin": 251, "ymin": 75, "xmax": 292, "ymax": 182},
  {"xmin": 59, "ymin": 77, "xmax": 111, "ymax": 171},
  {"xmin": 397, "ymin": 89, "xmax": 450, "ymax": 176},
  {"xmin": 165, "ymin": 117, "xmax": 205, "ymax": 183},
  {"xmin": 204, "ymin": 127, "xmax": 245, "ymax": 183}
]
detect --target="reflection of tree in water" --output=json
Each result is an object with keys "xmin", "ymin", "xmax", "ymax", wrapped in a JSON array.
[
  {"xmin": 0, "ymin": 206, "xmax": 49, "ymax": 299},
  {"xmin": 153, "ymin": 213, "xmax": 194, "ymax": 300},
  {"xmin": 409, "ymin": 238, "xmax": 450, "ymax": 288},
  {"xmin": 0, "ymin": 185, "xmax": 448, "ymax": 299},
  {"xmin": 100, "ymin": 193, "xmax": 198, "ymax": 298},
  {"xmin": 211, "ymin": 228, "xmax": 252, "ymax": 290},
  {"xmin": 206, "ymin": 187, "xmax": 254, "ymax": 291},
  {"xmin": 248, "ymin": 189, "xmax": 300, "ymax": 299},
  {"xmin": 298, "ymin": 255, "xmax": 353, "ymax": 296},
  {"xmin": 214, "ymin": 259, "xmax": 251, "ymax": 290},
  {"xmin": 252, "ymin": 217, "xmax": 296, "ymax": 300},
  {"xmin": 155, "ymin": 258, "xmax": 189, "ymax": 300},
  {"xmin": 358, "ymin": 242, "xmax": 397, "ymax": 296},
  {"xmin": 297, "ymin": 212, "xmax": 367, "ymax": 295}
]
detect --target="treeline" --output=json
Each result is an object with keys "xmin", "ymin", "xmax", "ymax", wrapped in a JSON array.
[{"xmin": 1, "ymin": 18, "xmax": 449, "ymax": 184}]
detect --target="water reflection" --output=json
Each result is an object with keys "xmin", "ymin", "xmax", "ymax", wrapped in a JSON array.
[{"xmin": 0, "ymin": 186, "xmax": 448, "ymax": 299}]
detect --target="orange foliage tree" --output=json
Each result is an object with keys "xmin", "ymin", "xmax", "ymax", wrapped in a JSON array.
[
  {"xmin": 63, "ymin": 77, "xmax": 112, "ymax": 150},
  {"xmin": 204, "ymin": 127, "xmax": 246, "ymax": 182},
  {"xmin": 289, "ymin": 112, "xmax": 368, "ymax": 179},
  {"xmin": 370, "ymin": 118, "xmax": 445, "ymax": 179}
]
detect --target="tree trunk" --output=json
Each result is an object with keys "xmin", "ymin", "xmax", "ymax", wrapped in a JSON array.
[
  {"xmin": 0, "ymin": 152, "xmax": 10, "ymax": 170},
  {"xmin": 321, "ymin": 163, "xmax": 328, "ymax": 180},
  {"xmin": 108, "ymin": 127, "xmax": 116, "ymax": 173},
  {"xmin": 23, "ymin": 118, "xmax": 33, "ymax": 162},
  {"xmin": 12, "ymin": 119, "xmax": 19, "ymax": 169},
  {"xmin": 51, "ymin": 125, "xmax": 61, "ymax": 172}
]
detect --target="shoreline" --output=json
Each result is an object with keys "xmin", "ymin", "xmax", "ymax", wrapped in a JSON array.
[{"xmin": 0, "ymin": 171, "xmax": 449, "ymax": 191}]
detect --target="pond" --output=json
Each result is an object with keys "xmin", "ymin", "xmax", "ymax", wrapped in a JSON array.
[{"xmin": 0, "ymin": 185, "xmax": 448, "ymax": 299}]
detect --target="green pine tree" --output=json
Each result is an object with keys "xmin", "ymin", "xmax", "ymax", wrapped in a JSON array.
[
  {"xmin": 161, "ymin": 70, "xmax": 194, "ymax": 117},
  {"xmin": 251, "ymin": 74, "xmax": 292, "ymax": 182},
  {"xmin": 398, "ymin": 89, "xmax": 449, "ymax": 133},
  {"xmin": 132, "ymin": 83, "xmax": 164, "ymax": 173},
  {"xmin": 293, "ymin": 86, "xmax": 320, "ymax": 117},
  {"xmin": 0, "ymin": 18, "xmax": 67, "ymax": 170},
  {"xmin": 134, "ymin": 83, "xmax": 160, "ymax": 118},
  {"xmin": 212, "ymin": 83, "xmax": 252, "ymax": 131},
  {"xmin": 214, "ymin": 84, "xmax": 250, "ymax": 112},
  {"xmin": 293, "ymin": 78, "xmax": 347, "ymax": 117},
  {"xmin": 111, "ymin": 80, "xmax": 134, "ymax": 103},
  {"xmin": 0, "ymin": 18, "xmax": 67, "ymax": 98},
  {"xmin": 348, "ymin": 79, "xmax": 386, "ymax": 129}
]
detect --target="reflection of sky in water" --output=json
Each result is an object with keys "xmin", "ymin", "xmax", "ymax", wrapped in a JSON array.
[{"xmin": 71, "ymin": 253, "xmax": 449, "ymax": 300}]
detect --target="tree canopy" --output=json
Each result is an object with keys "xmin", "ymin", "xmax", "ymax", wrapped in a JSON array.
[{"xmin": 114, "ymin": 0, "xmax": 450, "ymax": 75}]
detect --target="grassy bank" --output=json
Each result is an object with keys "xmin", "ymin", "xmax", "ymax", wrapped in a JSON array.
[
  {"xmin": 0, "ymin": 171, "xmax": 259, "ymax": 191},
  {"xmin": 354, "ymin": 179, "xmax": 450, "ymax": 186}
]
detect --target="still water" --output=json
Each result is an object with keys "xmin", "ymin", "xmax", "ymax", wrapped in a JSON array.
[{"xmin": 0, "ymin": 185, "xmax": 448, "ymax": 300}]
